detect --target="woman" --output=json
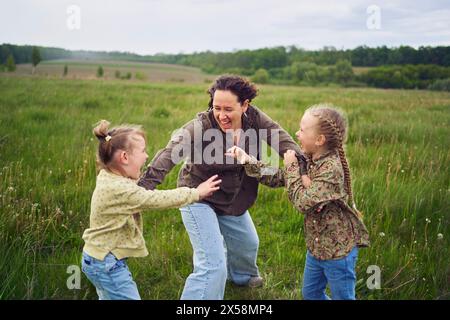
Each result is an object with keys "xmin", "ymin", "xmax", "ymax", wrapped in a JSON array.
[{"xmin": 138, "ymin": 75, "xmax": 302, "ymax": 300}]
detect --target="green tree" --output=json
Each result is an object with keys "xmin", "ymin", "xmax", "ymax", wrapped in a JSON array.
[
  {"xmin": 290, "ymin": 62, "xmax": 319, "ymax": 83},
  {"xmin": 135, "ymin": 72, "xmax": 147, "ymax": 80},
  {"xmin": 63, "ymin": 64, "xmax": 68, "ymax": 76},
  {"xmin": 251, "ymin": 68, "xmax": 269, "ymax": 84},
  {"xmin": 334, "ymin": 59, "xmax": 354, "ymax": 83},
  {"xmin": 97, "ymin": 66, "xmax": 104, "ymax": 77},
  {"xmin": 6, "ymin": 54, "xmax": 16, "ymax": 72},
  {"xmin": 428, "ymin": 78, "xmax": 450, "ymax": 91},
  {"xmin": 31, "ymin": 47, "xmax": 41, "ymax": 74}
]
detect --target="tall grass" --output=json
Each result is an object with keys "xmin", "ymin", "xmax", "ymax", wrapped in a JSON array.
[{"xmin": 0, "ymin": 76, "xmax": 448, "ymax": 299}]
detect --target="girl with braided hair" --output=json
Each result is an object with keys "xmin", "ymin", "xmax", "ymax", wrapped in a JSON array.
[{"xmin": 227, "ymin": 103, "xmax": 370, "ymax": 300}]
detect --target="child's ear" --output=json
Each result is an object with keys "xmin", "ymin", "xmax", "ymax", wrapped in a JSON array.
[
  {"xmin": 119, "ymin": 151, "xmax": 129, "ymax": 165},
  {"xmin": 316, "ymin": 134, "xmax": 326, "ymax": 146}
]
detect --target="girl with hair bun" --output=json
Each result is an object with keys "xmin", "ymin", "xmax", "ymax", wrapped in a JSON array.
[{"xmin": 82, "ymin": 120, "xmax": 221, "ymax": 300}]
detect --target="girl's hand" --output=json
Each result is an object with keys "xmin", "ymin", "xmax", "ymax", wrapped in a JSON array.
[
  {"xmin": 225, "ymin": 146, "xmax": 251, "ymax": 164},
  {"xmin": 197, "ymin": 175, "xmax": 222, "ymax": 200},
  {"xmin": 283, "ymin": 150, "xmax": 297, "ymax": 167},
  {"xmin": 301, "ymin": 175, "xmax": 312, "ymax": 188}
]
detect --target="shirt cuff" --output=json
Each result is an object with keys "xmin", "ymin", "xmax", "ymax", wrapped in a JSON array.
[
  {"xmin": 191, "ymin": 188, "xmax": 200, "ymax": 202},
  {"xmin": 243, "ymin": 155, "xmax": 258, "ymax": 165},
  {"xmin": 243, "ymin": 156, "xmax": 263, "ymax": 177}
]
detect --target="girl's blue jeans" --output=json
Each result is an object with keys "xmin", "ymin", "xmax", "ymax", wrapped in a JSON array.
[
  {"xmin": 81, "ymin": 251, "xmax": 141, "ymax": 300},
  {"xmin": 302, "ymin": 246, "xmax": 359, "ymax": 300}
]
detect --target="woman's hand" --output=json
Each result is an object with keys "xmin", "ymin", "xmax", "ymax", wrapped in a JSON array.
[
  {"xmin": 225, "ymin": 146, "xmax": 251, "ymax": 164},
  {"xmin": 283, "ymin": 150, "xmax": 298, "ymax": 167},
  {"xmin": 196, "ymin": 175, "xmax": 222, "ymax": 200}
]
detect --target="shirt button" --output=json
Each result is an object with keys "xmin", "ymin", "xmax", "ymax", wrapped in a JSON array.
[
  {"xmin": 313, "ymin": 220, "xmax": 316, "ymax": 224},
  {"xmin": 315, "ymin": 237, "xmax": 319, "ymax": 242}
]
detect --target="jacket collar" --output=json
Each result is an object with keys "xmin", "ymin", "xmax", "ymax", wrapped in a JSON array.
[{"xmin": 309, "ymin": 149, "xmax": 338, "ymax": 165}]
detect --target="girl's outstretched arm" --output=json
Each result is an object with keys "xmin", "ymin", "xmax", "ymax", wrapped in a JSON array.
[{"xmin": 225, "ymin": 146, "xmax": 285, "ymax": 188}]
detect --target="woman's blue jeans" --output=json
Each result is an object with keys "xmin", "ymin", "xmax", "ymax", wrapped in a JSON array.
[{"xmin": 180, "ymin": 202, "xmax": 260, "ymax": 300}]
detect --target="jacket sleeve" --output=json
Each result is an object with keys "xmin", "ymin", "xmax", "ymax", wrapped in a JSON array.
[
  {"xmin": 254, "ymin": 106, "xmax": 303, "ymax": 158},
  {"xmin": 285, "ymin": 160, "xmax": 345, "ymax": 213},
  {"xmin": 138, "ymin": 119, "xmax": 199, "ymax": 190},
  {"xmin": 243, "ymin": 156, "xmax": 286, "ymax": 188},
  {"xmin": 114, "ymin": 183, "xmax": 200, "ymax": 214}
]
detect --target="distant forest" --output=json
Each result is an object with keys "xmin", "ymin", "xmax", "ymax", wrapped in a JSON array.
[
  {"xmin": 2, "ymin": 43, "xmax": 449, "ymax": 67},
  {"xmin": 2, "ymin": 43, "xmax": 450, "ymax": 90}
]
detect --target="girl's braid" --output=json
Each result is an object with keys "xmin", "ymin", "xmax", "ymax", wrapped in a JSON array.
[{"xmin": 314, "ymin": 110, "xmax": 361, "ymax": 216}]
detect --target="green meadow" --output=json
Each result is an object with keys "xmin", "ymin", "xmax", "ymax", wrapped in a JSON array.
[{"xmin": 0, "ymin": 66, "xmax": 449, "ymax": 299}]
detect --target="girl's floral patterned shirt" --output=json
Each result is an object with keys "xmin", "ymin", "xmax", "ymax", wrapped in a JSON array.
[{"xmin": 244, "ymin": 150, "xmax": 370, "ymax": 260}]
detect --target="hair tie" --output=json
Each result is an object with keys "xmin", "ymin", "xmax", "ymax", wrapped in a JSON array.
[{"xmin": 105, "ymin": 135, "xmax": 112, "ymax": 142}]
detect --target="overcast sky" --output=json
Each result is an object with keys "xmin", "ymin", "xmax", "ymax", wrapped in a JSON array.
[{"xmin": 1, "ymin": 0, "xmax": 449, "ymax": 54}]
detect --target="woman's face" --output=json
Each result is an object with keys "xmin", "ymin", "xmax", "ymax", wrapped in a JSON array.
[
  {"xmin": 212, "ymin": 90, "xmax": 248, "ymax": 132},
  {"xmin": 295, "ymin": 112, "xmax": 320, "ymax": 155}
]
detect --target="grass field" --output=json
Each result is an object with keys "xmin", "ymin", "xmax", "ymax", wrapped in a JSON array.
[{"xmin": 0, "ymin": 64, "xmax": 449, "ymax": 299}]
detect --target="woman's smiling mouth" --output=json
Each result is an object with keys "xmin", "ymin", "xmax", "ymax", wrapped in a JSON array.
[{"xmin": 219, "ymin": 119, "xmax": 232, "ymax": 128}]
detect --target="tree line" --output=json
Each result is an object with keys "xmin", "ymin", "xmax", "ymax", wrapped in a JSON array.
[
  {"xmin": 142, "ymin": 45, "xmax": 450, "ymax": 73},
  {"xmin": 2, "ymin": 43, "xmax": 449, "ymax": 91},
  {"xmin": 2, "ymin": 43, "xmax": 450, "ymax": 68}
]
